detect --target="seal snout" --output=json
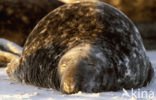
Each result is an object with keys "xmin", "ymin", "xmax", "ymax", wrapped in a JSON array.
[{"xmin": 61, "ymin": 77, "xmax": 77, "ymax": 94}]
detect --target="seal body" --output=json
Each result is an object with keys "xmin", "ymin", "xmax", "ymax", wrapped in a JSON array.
[
  {"xmin": 6, "ymin": 2, "xmax": 154, "ymax": 94},
  {"xmin": 0, "ymin": 0, "xmax": 64, "ymax": 45}
]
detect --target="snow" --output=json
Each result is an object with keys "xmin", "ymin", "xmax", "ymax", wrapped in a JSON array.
[{"xmin": 0, "ymin": 51, "xmax": 156, "ymax": 100}]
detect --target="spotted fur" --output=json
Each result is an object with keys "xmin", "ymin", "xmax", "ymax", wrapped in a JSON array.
[{"xmin": 6, "ymin": 2, "xmax": 154, "ymax": 94}]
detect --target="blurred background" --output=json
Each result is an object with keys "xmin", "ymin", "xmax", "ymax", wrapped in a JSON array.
[
  {"xmin": 0, "ymin": 0, "xmax": 64, "ymax": 46},
  {"xmin": 0, "ymin": 0, "xmax": 156, "ymax": 50}
]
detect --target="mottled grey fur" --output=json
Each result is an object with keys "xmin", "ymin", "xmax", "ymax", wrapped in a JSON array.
[{"xmin": 7, "ymin": 2, "xmax": 154, "ymax": 94}]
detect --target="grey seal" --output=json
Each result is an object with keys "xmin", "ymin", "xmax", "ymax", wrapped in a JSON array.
[{"xmin": 6, "ymin": 1, "xmax": 154, "ymax": 94}]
